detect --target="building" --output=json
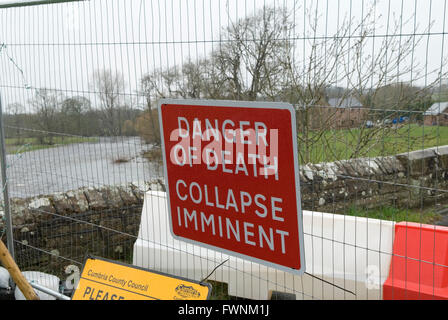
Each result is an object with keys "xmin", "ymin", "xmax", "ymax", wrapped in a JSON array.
[
  {"xmin": 298, "ymin": 97, "xmax": 369, "ymax": 130},
  {"xmin": 424, "ymin": 102, "xmax": 448, "ymax": 126}
]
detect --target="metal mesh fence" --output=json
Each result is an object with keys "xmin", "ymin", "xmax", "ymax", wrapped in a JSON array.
[{"xmin": 0, "ymin": 0, "xmax": 447, "ymax": 300}]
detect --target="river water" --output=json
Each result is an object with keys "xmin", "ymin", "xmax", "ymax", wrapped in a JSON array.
[{"xmin": 3, "ymin": 137, "xmax": 163, "ymax": 199}]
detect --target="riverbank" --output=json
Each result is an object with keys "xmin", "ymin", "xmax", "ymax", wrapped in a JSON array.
[{"xmin": 6, "ymin": 136, "xmax": 99, "ymax": 154}]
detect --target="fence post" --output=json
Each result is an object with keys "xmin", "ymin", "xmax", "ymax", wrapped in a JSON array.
[{"xmin": 0, "ymin": 92, "xmax": 14, "ymax": 259}]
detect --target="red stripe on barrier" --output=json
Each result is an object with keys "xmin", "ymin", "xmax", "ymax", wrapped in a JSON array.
[{"xmin": 383, "ymin": 222, "xmax": 448, "ymax": 300}]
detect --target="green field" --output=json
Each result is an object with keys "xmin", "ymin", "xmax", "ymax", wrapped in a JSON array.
[
  {"xmin": 5, "ymin": 136, "xmax": 98, "ymax": 154},
  {"xmin": 347, "ymin": 206, "xmax": 442, "ymax": 224},
  {"xmin": 299, "ymin": 124, "xmax": 448, "ymax": 164}
]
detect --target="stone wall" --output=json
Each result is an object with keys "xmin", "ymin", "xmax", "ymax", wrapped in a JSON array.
[
  {"xmin": 3, "ymin": 180, "xmax": 165, "ymax": 276},
  {"xmin": 3, "ymin": 146, "xmax": 448, "ymax": 275},
  {"xmin": 300, "ymin": 145, "xmax": 448, "ymax": 212}
]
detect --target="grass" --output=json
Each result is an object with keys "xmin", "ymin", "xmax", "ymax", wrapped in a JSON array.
[
  {"xmin": 347, "ymin": 206, "xmax": 442, "ymax": 224},
  {"xmin": 138, "ymin": 124, "xmax": 448, "ymax": 165},
  {"xmin": 5, "ymin": 136, "xmax": 98, "ymax": 154},
  {"xmin": 299, "ymin": 124, "xmax": 448, "ymax": 164}
]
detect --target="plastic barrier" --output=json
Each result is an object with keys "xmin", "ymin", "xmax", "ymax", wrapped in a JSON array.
[
  {"xmin": 133, "ymin": 191, "xmax": 396, "ymax": 300},
  {"xmin": 383, "ymin": 222, "xmax": 448, "ymax": 300}
]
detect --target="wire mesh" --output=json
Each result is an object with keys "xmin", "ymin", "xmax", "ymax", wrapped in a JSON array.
[{"xmin": 0, "ymin": 0, "xmax": 447, "ymax": 300}]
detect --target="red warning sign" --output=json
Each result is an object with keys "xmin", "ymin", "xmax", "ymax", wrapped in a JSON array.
[{"xmin": 158, "ymin": 99, "xmax": 305, "ymax": 275}]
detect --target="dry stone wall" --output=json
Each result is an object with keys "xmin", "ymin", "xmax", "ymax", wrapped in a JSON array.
[
  {"xmin": 3, "ymin": 180, "xmax": 165, "ymax": 276},
  {"xmin": 300, "ymin": 145, "xmax": 448, "ymax": 213}
]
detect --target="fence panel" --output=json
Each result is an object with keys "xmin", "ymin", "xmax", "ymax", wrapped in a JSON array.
[{"xmin": 0, "ymin": 0, "xmax": 448, "ymax": 300}]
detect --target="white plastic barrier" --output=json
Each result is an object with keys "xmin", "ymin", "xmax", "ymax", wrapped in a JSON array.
[
  {"xmin": 0, "ymin": 267, "xmax": 10, "ymax": 290},
  {"xmin": 132, "ymin": 191, "xmax": 395, "ymax": 300},
  {"xmin": 14, "ymin": 271, "xmax": 60, "ymax": 301}
]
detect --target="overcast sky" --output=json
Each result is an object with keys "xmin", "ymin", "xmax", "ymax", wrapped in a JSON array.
[{"xmin": 0, "ymin": 0, "xmax": 447, "ymax": 111}]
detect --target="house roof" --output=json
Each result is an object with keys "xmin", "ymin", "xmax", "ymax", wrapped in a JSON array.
[
  {"xmin": 424, "ymin": 102, "xmax": 448, "ymax": 116},
  {"xmin": 328, "ymin": 97, "xmax": 363, "ymax": 108}
]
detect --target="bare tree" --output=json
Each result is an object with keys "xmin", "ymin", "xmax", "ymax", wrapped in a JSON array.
[
  {"xmin": 273, "ymin": 3, "xmax": 448, "ymax": 163},
  {"xmin": 136, "ymin": 4, "xmax": 448, "ymax": 164},
  {"xmin": 91, "ymin": 69, "xmax": 126, "ymax": 136},
  {"xmin": 61, "ymin": 96, "xmax": 91, "ymax": 136},
  {"xmin": 139, "ymin": 70, "xmax": 166, "ymax": 145},
  {"xmin": 212, "ymin": 6, "xmax": 294, "ymax": 101},
  {"xmin": 5, "ymin": 102, "xmax": 24, "ymax": 145},
  {"xmin": 29, "ymin": 89, "xmax": 63, "ymax": 144}
]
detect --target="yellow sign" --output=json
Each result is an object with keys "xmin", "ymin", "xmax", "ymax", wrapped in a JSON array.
[{"xmin": 72, "ymin": 256, "xmax": 211, "ymax": 300}]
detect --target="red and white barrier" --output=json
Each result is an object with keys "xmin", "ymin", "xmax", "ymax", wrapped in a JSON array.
[{"xmin": 132, "ymin": 191, "xmax": 448, "ymax": 300}]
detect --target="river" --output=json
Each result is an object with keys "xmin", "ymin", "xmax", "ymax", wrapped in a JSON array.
[{"xmin": 3, "ymin": 137, "xmax": 163, "ymax": 199}]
